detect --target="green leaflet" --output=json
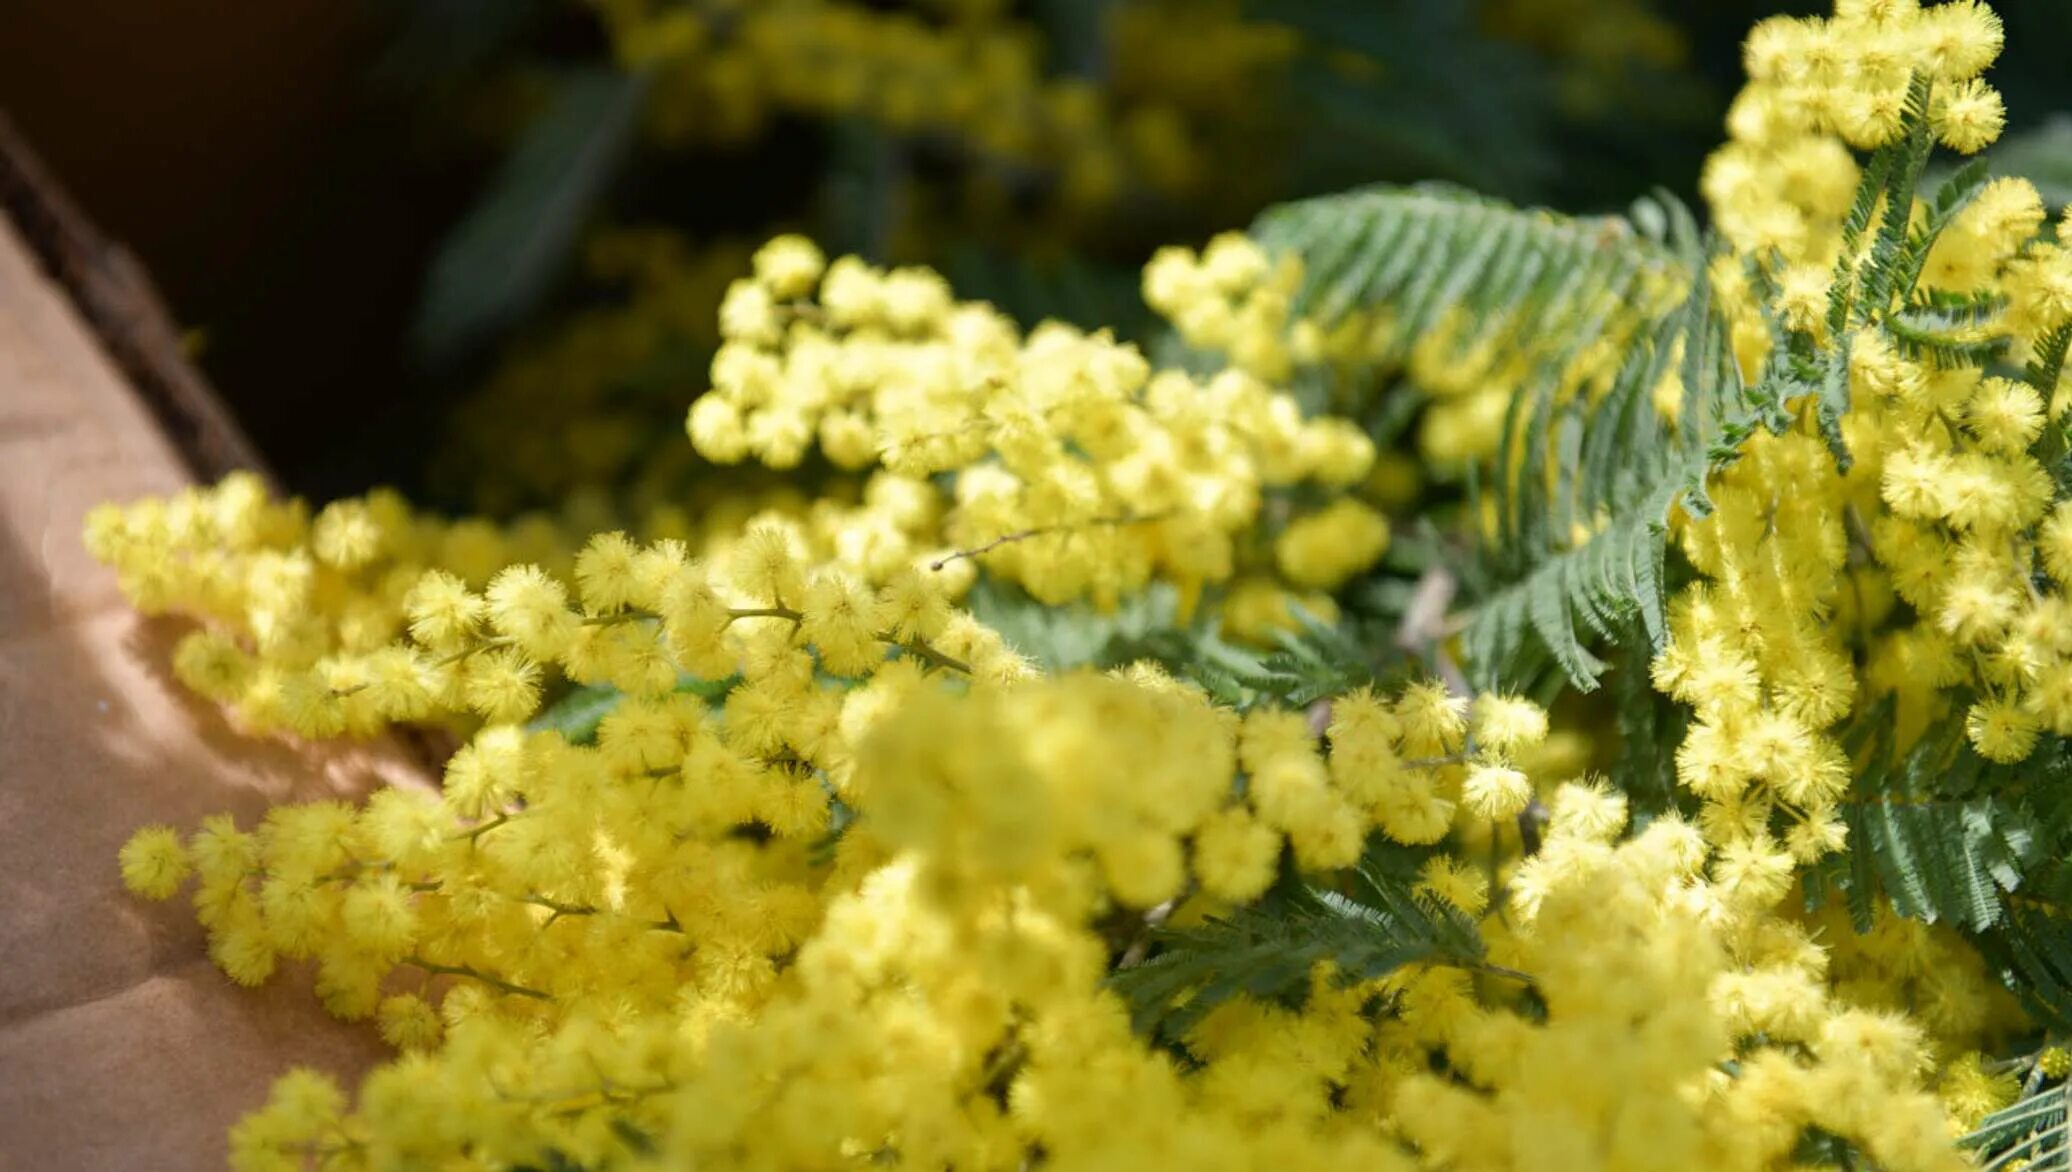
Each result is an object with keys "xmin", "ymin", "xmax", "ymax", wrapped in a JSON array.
[
  {"xmin": 413, "ymin": 66, "xmax": 650, "ymax": 371},
  {"xmin": 1461, "ymin": 237, "xmax": 1730, "ymax": 693},
  {"xmin": 1125, "ymin": 607, "xmax": 1384, "ymax": 712},
  {"xmin": 1927, "ymin": 112, "xmax": 2072, "ymax": 212},
  {"xmin": 962, "ymin": 578, "xmax": 1183, "ymax": 672},
  {"xmin": 1250, "ymin": 184, "xmax": 1689, "ymax": 375},
  {"xmin": 1991, "ymin": 898, "xmax": 2072, "ymax": 1036},
  {"xmin": 1796, "ymin": 712, "xmax": 2072, "ymax": 1034},
  {"xmin": 1245, "ymin": 183, "xmax": 1726, "ymax": 692},
  {"xmin": 2030, "ymin": 323, "xmax": 2072, "ymax": 490},
  {"xmin": 1984, "ymin": 829, "xmax": 2072, "ymax": 1034},
  {"xmin": 1108, "ymin": 839, "xmax": 1491, "ymax": 1039},
  {"xmin": 1606, "ymin": 617, "xmax": 1683, "ymax": 815},
  {"xmin": 1247, "ymin": 75, "xmax": 2014, "ymax": 698},
  {"xmin": 966, "ymin": 573, "xmax": 1384, "ymax": 711},
  {"xmin": 1962, "ymin": 1077, "xmax": 2071, "ymax": 1171},
  {"xmin": 1804, "ymin": 706, "xmax": 2042, "ymax": 935},
  {"xmin": 527, "ymin": 672, "xmax": 740, "ymax": 746}
]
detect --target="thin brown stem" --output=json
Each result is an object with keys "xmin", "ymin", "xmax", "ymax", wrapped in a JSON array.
[
  {"xmin": 930, "ymin": 511, "xmax": 1169, "ymax": 571},
  {"xmin": 518, "ymin": 894, "xmax": 682, "ymax": 932},
  {"xmin": 330, "ymin": 636, "xmax": 516, "ymax": 698},
  {"xmin": 451, "ymin": 812, "xmax": 512, "ymax": 843},
  {"xmin": 1453, "ymin": 957, "xmax": 1535, "ymax": 985},
  {"xmin": 891, "ymin": 636, "xmax": 972, "ymax": 675},
  {"xmin": 404, "ymin": 956, "xmax": 553, "ymax": 1001}
]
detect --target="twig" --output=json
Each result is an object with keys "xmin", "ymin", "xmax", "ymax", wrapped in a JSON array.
[
  {"xmin": 930, "ymin": 512, "xmax": 1169, "ymax": 571},
  {"xmin": 451, "ymin": 812, "xmax": 512, "ymax": 843},
  {"xmin": 1395, "ymin": 566, "xmax": 1471, "ymax": 696},
  {"xmin": 892, "ymin": 637, "xmax": 972, "ymax": 675},
  {"xmin": 1453, "ymin": 957, "xmax": 1535, "ymax": 985},
  {"xmin": 404, "ymin": 956, "xmax": 553, "ymax": 1001},
  {"xmin": 1117, "ymin": 894, "xmax": 1182, "ymax": 969},
  {"xmin": 726, "ymin": 606, "xmax": 803, "ymax": 624}
]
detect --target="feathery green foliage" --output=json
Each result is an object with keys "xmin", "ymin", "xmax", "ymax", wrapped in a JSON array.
[
  {"xmin": 1109, "ymin": 840, "xmax": 1491, "ymax": 1038},
  {"xmin": 962, "ymin": 579, "xmax": 1184, "ymax": 672},
  {"xmin": 1790, "ymin": 710, "xmax": 2072, "ymax": 1030},
  {"xmin": 1249, "ymin": 72, "xmax": 2014, "ymax": 698},
  {"xmin": 1805, "ymin": 706, "xmax": 2041, "ymax": 935},
  {"xmin": 1459, "ymin": 267, "xmax": 1732, "ymax": 693},
  {"xmin": 526, "ymin": 671, "xmax": 739, "ymax": 745},
  {"xmin": 1251, "ymin": 184, "xmax": 1689, "ymax": 377},
  {"xmin": 1129, "ymin": 609, "xmax": 1383, "ymax": 712},
  {"xmin": 2031, "ymin": 324, "xmax": 2072, "ymax": 488},
  {"xmin": 414, "ymin": 67, "xmax": 649, "ymax": 371},
  {"xmin": 1993, "ymin": 890, "xmax": 2072, "ymax": 1034},
  {"xmin": 1962, "ymin": 1077, "xmax": 2071, "ymax": 1171},
  {"xmin": 1249, "ymin": 183, "xmax": 1731, "ymax": 691},
  {"xmin": 1243, "ymin": 89, "xmax": 2072, "ymax": 1057}
]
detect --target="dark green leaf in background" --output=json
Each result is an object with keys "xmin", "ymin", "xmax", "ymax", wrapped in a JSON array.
[{"xmin": 413, "ymin": 66, "xmax": 650, "ymax": 371}]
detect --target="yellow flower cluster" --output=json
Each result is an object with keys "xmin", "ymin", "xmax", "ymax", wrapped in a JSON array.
[
  {"xmin": 691, "ymin": 234, "xmax": 1384, "ymax": 614},
  {"xmin": 596, "ymin": 0, "xmax": 1298, "ymax": 216},
  {"xmin": 120, "ymin": 640, "xmax": 1565, "ymax": 1170},
  {"xmin": 1144, "ymin": 225, "xmax": 1685, "ymax": 470},
  {"xmin": 1705, "ymin": 0, "xmax": 2007, "ymax": 268},
  {"xmin": 1143, "ymin": 231, "xmax": 1305, "ymax": 384},
  {"xmin": 593, "ymin": 0, "xmax": 1701, "ymax": 239},
  {"xmin": 1642, "ymin": 3, "xmax": 2060, "ymax": 1127},
  {"xmin": 432, "ymin": 229, "xmax": 754, "ymax": 513},
  {"xmin": 1653, "ymin": 430, "xmax": 1860, "ymax": 881},
  {"xmin": 84, "ymin": 462, "xmax": 989, "ymax": 738},
  {"xmin": 108, "ymin": 463, "xmax": 2009, "ymax": 1170},
  {"xmin": 1812, "ymin": 901, "xmax": 2024, "ymax": 1067},
  {"xmin": 81, "ymin": 475, "xmax": 578, "ymax": 738},
  {"xmin": 1667, "ymin": 0, "xmax": 2071, "ymax": 841},
  {"xmin": 124, "ymin": 730, "xmax": 1985, "ymax": 1172},
  {"xmin": 1481, "ymin": 0, "xmax": 1687, "ymax": 116},
  {"xmin": 1392, "ymin": 794, "xmax": 1971, "ymax": 1172},
  {"xmin": 91, "ymin": 3, "xmax": 2072, "ymax": 1168}
]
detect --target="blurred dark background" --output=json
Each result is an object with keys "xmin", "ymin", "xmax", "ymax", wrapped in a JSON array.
[{"xmin": 6, "ymin": 0, "xmax": 2070, "ymax": 510}]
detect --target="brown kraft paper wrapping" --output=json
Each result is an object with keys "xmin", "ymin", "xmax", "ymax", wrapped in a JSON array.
[{"xmin": 0, "ymin": 204, "xmax": 431, "ymax": 1167}]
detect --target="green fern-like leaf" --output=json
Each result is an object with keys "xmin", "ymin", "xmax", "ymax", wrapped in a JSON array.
[
  {"xmin": 1247, "ymin": 183, "xmax": 1735, "ymax": 691},
  {"xmin": 1251, "ymin": 184, "xmax": 1690, "ymax": 377},
  {"xmin": 1981, "ymin": 783, "xmax": 2072, "ymax": 1033},
  {"xmin": 1990, "ymin": 901, "xmax": 2072, "ymax": 1035},
  {"xmin": 963, "ymin": 578, "xmax": 1183, "ymax": 672},
  {"xmin": 527, "ymin": 671, "xmax": 739, "ymax": 745},
  {"xmin": 1962, "ymin": 1078, "xmax": 2071, "ymax": 1171},
  {"xmin": 2030, "ymin": 323, "xmax": 2072, "ymax": 487},
  {"xmin": 1106, "ymin": 606, "xmax": 1384, "ymax": 712},
  {"xmin": 1805, "ymin": 707, "xmax": 2042, "ymax": 934},
  {"xmin": 1607, "ymin": 616, "xmax": 1685, "ymax": 814},
  {"xmin": 1253, "ymin": 79, "xmax": 2009, "ymax": 696},
  {"xmin": 1109, "ymin": 841, "xmax": 1490, "ymax": 1038},
  {"xmin": 1885, "ymin": 307, "xmax": 2011, "ymax": 369},
  {"xmin": 1460, "ymin": 247, "xmax": 1741, "ymax": 692},
  {"xmin": 1848, "ymin": 76, "xmax": 1941, "ymax": 324},
  {"xmin": 1836, "ymin": 793, "xmax": 2037, "ymax": 933},
  {"xmin": 414, "ymin": 66, "xmax": 649, "ymax": 369}
]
